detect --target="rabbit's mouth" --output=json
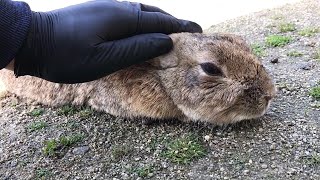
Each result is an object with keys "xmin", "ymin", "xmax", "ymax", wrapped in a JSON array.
[
  {"xmin": 179, "ymin": 99, "xmax": 273, "ymax": 125},
  {"xmin": 208, "ymin": 100, "xmax": 273, "ymax": 125},
  {"xmin": 215, "ymin": 110, "xmax": 266, "ymax": 125},
  {"xmin": 231, "ymin": 99, "xmax": 274, "ymax": 123},
  {"xmin": 230, "ymin": 110, "xmax": 267, "ymax": 124},
  {"xmin": 223, "ymin": 88, "xmax": 276, "ymax": 124}
]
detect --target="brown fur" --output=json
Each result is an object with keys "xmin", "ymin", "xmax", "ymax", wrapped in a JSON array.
[{"xmin": 0, "ymin": 33, "xmax": 276, "ymax": 125}]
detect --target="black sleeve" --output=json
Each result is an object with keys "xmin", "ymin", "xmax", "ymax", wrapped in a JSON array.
[{"xmin": 0, "ymin": 0, "xmax": 32, "ymax": 69}]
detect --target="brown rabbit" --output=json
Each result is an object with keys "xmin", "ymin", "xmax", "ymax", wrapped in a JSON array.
[{"xmin": 0, "ymin": 32, "xmax": 276, "ymax": 125}]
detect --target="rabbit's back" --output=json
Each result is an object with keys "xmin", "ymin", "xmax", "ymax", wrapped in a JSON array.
[
  {"xmin": 0, "ymin": 69, "xmax": 87, "ymax": 106},
  {"xmin": 0, "ymin": 64, "xmax": 182, "ymax": 120}
]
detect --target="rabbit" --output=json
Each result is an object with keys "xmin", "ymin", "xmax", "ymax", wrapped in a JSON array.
[{"xmin": 0, "ymin": 32, "xmax": 276, "ymax": 125}]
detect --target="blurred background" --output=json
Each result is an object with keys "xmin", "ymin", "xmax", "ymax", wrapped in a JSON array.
[{"xmin": 18, "ymin": 0, "xmax": 302, "ymax": 29}]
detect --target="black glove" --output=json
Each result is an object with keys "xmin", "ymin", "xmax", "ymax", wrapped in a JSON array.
[{"xmin": 14, "ymin": 0, "xmax": 202, "ymax": 83}]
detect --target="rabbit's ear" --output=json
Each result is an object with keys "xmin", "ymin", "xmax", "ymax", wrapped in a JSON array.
[
  {"xmin": 148, "ymin": 33, "xmax": 184, "ymax": 70},
  {"xmin": 148, "ymin": 52, "xmax": 179, "ymax": 70}
]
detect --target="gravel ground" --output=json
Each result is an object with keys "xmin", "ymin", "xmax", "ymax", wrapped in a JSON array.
[{"xmin": 1, "ymin": 0, "xmax": 319, "ymax": 179}]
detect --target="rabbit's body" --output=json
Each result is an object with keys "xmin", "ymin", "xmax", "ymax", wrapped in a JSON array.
[
  {"xmin": 0, "ymin": 33, "xmax": 276, "ymax": 125},
  {"xmin": 0, "ymin": 65, "xmax": 182, "ymax": 120}
]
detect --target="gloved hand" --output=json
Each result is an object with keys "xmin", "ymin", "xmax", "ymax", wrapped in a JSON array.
[{"xmin": 14, "ymin": 0, "xmax": 202, "ymax": 83}]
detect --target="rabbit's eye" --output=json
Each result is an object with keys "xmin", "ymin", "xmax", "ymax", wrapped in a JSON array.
[{"xmin": 200, "ymin": 63, "xmax": 223, "ymax": 76}]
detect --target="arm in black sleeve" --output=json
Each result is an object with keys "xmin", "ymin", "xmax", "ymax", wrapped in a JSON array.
[{"xmin": 0, "ymin": 0, "xmax": 32, "ymax": 69}]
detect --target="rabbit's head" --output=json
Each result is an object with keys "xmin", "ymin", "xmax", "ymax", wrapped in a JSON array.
[{"xmin": 150, "ymin": 33, "xmax": 276, "ymax": 125}]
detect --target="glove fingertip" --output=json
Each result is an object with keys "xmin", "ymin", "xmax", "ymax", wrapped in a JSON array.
[
  {"xmin": 148, "ymin": 33, "xmax": 173, "ymax": 55},
  {"xmin": 182, "ymin": 21, "xmax": 203, "ymax": 33}
]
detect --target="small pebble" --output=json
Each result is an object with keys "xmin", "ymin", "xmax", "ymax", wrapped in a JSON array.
[
  {"xmin": 305, "ymin": 41, "xmax": 316, "ymax": 47},
  {"xmin": 204, "ymin": 135, "xmax": 211, "ymax": 141},
  {"xmin": 243, "ymin": 170, "xmax": 250, "ymax": 175},
  {"xmin": 121, "ymin": 173, "xmax": 129, "ymax": 180},
  {"xmin": 9, "ymin": 160, "xmax": 17, "ymax": 167},
  {"xmin": 261, "ymin": 164, "xmax": 268, "ymax": 169},
  {"xmin": 269, "ymin": 144, "xmax": 276, "ymax": 150},
  {"xmin": 72, "ymin": 146, "xmax": 90, "ymax": 155},
  {"xmin": 270, "ymin": 57, "xmax": 279, "ymax": 63},
  {"xmin": 298, "ymin": 62, "xmax": 315, "ymax": 70},
  {"xmin": 287, "ymin": 168, "xmax": 297, "ymax": 175}
]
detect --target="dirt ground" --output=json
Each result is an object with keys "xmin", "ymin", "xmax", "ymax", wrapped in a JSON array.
[{"xmin": 0, "ymin": 0, "xmax": 319, "ymax": 179}]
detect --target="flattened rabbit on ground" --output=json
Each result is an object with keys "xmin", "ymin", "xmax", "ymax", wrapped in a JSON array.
[{"xmin": 0, "ymin": 32, "xmax": 276, "ymax": 125}]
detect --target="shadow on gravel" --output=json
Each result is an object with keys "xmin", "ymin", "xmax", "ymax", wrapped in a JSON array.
[{"xmin": 126, "ymin": 112, "xmax": 280, "ymax": 136}]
